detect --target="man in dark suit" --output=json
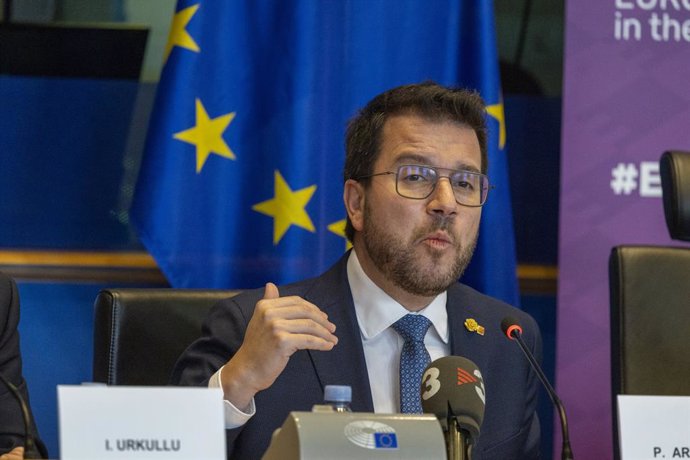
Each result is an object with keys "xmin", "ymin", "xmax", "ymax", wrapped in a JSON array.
[
  {"xmin": 172, "ymin": 82, "xmax": 542, "ymax": 459},
  {"xmin": 0, "ymin": 272, "xmax": 47, "ymax": 460}
]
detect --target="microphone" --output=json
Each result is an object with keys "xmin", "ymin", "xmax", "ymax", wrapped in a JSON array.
[
  {"xmin": 501, "ymin": 317, "xmax": 574, "ymax": 460},
  {"xmin": 0, "ymin": 373, "xmax": 42, "ymax": 459},
  {"xmin": 420, "ymin": 356, "xmax": 486, "ymax": 460}
]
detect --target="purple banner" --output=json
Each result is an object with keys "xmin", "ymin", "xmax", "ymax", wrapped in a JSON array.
[{"xmin": 559, "ymin": 1, "xmax": 690, "ymax": 458}]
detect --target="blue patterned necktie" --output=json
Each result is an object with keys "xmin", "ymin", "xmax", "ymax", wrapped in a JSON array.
[{"xmin": 391, "ymin": 314, "xmax": 432, "ymax": 413}]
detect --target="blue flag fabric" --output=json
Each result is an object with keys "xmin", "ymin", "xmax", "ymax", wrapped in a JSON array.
[{"xmin": 131, "ymin": 0, "xmax": 519, "ymax": 306}]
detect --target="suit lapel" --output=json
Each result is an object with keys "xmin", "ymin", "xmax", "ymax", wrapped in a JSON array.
[
  {"xmin": 303, "ymin": 254, "xmax": 375, "ymax": 412},
  {"xmin": 447, "ymin": 284, "xmax": 491, "ymax": 371},
  {"xmin": 299, "ymin": 260, "xmax": 495, "ymax": 414}
]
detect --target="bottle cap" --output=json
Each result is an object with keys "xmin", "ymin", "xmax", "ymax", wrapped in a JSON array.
[{"xmin": 324, "ymin": 385, "xmax": 352, "ymax": 403}]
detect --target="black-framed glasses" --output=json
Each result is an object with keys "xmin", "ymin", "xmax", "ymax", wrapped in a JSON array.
[{"xmin": 357, "ymin": 164, "xmax": 491, "ymax": 207}]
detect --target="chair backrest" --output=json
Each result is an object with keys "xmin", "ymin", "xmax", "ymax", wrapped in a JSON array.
[
  {"xmin": 661, "ymin": 150, "xmax": 690, "ymax": 242},
  {"xmin": 609, "ymin": 150, "xmax": 690, "ymax": 458},
  {"xmin": 92, "ymin": 288, "xmax": 239, "ymax": 385},
  {"xmin": 609, "ymin": 246, "xmax": 690, "ymax": 395}
]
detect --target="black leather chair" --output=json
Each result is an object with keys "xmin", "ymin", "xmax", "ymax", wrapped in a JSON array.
[
  {"xmin": 92, "ymin": 288, "xmax": 239, "ymax": 385},
  {"xmin": 609, "ymin": 150, "xmax": 690, "ymax": 458}
]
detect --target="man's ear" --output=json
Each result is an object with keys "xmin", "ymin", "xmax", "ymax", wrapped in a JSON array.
[{"xmin": 343, "ymin": 179, "xmax": 365, "ymax": 232}]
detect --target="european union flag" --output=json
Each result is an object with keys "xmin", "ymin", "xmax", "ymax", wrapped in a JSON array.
[
  {"xmin": 132, "ymin": 0, "xmax": 518, "ymax": 305},
  {"xmin": 374, "ymin": 432, "xmax": 398, "ymax": 449}
]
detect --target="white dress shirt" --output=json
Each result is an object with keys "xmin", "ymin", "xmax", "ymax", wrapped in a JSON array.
[
  {"xmin": 347, "ymin": 250, "xmax": 450, "ymax": 413},
  {"xmin": 209, "ymin": 366, "xmax": 255, "ymax": 428},
  {"xmin": 210, "ymin": 249, "xmax": 450, "ymax": 426}
]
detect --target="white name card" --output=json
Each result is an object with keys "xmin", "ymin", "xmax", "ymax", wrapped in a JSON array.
[
  {"xmin": 618, "ymin": 395, "xmax": 690, "ymax": 460},
  {"xmin": 58, "ymin": 385, "xmax": 225, "ymax": 460}
]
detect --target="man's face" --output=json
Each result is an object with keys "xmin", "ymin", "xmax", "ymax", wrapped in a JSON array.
[{"xmin": 347, "ymin": 114, "xmax": 483, "ymax": 299}]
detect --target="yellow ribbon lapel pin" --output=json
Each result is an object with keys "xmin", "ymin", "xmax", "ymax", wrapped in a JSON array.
[{"xmin": 464, "ymin": 318, "xmax": 485, "ymax": 336}]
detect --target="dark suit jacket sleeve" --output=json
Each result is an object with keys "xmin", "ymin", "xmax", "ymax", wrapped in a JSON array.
[
  {"xmin": 0, "ymin": 273, "xmax": 48, "ymax": 458},
  {"xmin": 170, "ymin": 292, "xmax": 259, "ymax": 457},
  {"xmin": 170, "ymin": 258, "xmax": 370, "ymax": 460}
]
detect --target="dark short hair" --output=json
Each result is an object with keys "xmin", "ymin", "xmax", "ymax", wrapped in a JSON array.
[{"xmin": 343, "ymin": 81, "xmax": 488, "ymax": 241}]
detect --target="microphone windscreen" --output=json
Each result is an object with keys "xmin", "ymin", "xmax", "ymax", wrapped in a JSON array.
[
  {"xmin": 420, "ymin": 356, "xmax": 485, "ymax": 437},
  {"xmin": 500, "ymin": 316, "xmax": 522, "ymax": 339}
]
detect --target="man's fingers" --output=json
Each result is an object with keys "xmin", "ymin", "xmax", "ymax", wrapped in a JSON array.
[
  {"xmin": 273, "ymin": 317, "xmax": 339, "ymax": 344},
  {"xmin": 260, "ymin": 304, "xmax": 336, "ymax": 332},
  {"xmin": 252, "ymin": 284, "xmax": 338, "ymax": 350},
  {"xmin": 292, "ymin": 333, "xmax": 338, "ymax": 351},
  {"xmin": 270, "ymin": 331, "xmax": 338, "ymax": 356},
  {"xmin": 256, "ymin": 291, "xmax": 336, "ymax": 334},
  {"xmin": 0, "ymin": 446, "xmax": 24, "ymax": 460},
  {"xmin": 263, "ymin": 282, "xmax": 280, "ymax": 300}
]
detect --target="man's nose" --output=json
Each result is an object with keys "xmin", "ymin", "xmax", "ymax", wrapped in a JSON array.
[{"xmin": 427, "ymin": 177, "xmax": 458, "ymax": 215}]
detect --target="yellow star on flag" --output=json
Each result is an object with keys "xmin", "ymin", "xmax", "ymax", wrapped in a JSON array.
[
  {"xmin": 173, "ymin": 98, "xmax": 236, "ymax": 173},
  {"xmin": 486, "ymin": 101, "xmax": 506, "ymax": 150},
  {"xmin": 327, "ymin": 219, "xmax": 352, "ymax": 250},
  {"xmin": 252, "ymin": 171, "xmax": 317, "ymax": 245},
  {"xmin": 164, "ymin": 3, "xmax": 201, "ymax": 63}
]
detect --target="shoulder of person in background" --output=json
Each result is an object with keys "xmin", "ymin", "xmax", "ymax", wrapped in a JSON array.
[{"xmin": 0, "ymin": 272, "xmax": 49, "ymax": 459}]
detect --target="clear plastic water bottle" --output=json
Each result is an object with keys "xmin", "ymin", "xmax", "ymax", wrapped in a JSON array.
[{"xmin": 323, "ymin": 385, "xmax": 352, "ymax": 412}]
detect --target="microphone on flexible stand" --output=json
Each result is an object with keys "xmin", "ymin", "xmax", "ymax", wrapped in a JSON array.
[
  {"xmin": 420, "ymin": 356, "xmax": 486, "ymax": 460},
  {"xmin": 0, "ymin": 373, "xmax": 42, "ymax": 459},
  {"xmin": 500, "ymin": 317, "xmax": 574, "ymax": 460}
]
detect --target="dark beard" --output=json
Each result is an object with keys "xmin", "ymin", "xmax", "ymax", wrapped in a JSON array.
[{"xmin": 362, "ymin": 205, "xmax": 477, "ymax": 297}]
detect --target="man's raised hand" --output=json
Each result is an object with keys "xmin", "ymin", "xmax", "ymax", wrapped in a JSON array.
[{"xmin": 219, "ymin": 283, "xmax": 338, "ymax": 410}]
